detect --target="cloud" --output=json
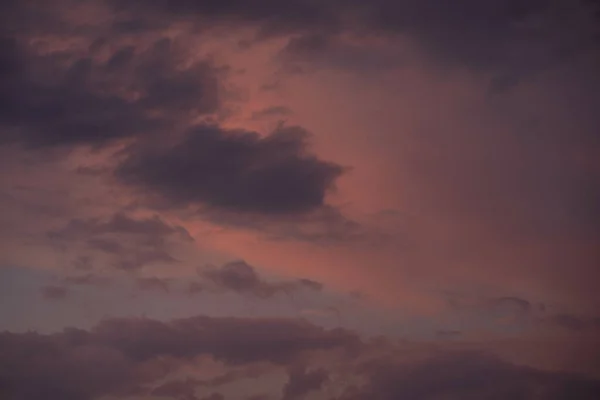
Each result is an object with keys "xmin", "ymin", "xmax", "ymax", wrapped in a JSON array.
[
  {"xmin": 1, "ymin": 5, "xmax": 600, "ymax": 400},
  {"xmin": 106, "ymin": 0, "xmax": 599, "ymax": 80},
  {"xmin": 116, "ymin": 124, "xmax": 345, "ymax": 215},
  {"xmin": 201, "ymin": 393, "xmax": 225, "ymax": 400},
  {"xmin": 486, "ymin": 296, "xmax": 533, "ymax": 319},
  {"xmin": 54, "ymin": 213, "xmax": 192, "ymax": 239},
  {"xmin": 198, "ymin": 260, "xmax": 323, "ymax": 298},
  {"xmin": 447, "ymin": 293, "xmax": 533, "ymax": 314},
  {"xmin": 250, "ymin": 106, "xmax": 293, "ymax": 120},
  {"xmin": 0, "ymin": 30, "xmax": 220, "ymax": 149},
  {"xmin": 63, "ymin": 274, "xmax": 112, "ymax": 287},
  {"xmin": 0, "ymin": 330, "xmax": 135, "ymax": 400},
  {"xmin": 278, "ymin": 33, "xmax": 405, "ymax": 74},
  {"xmin": 151, "ymin": 378, "xmax": 201, "ymax": 399},
  {"xmin": 93, "ymin": 316, "xmax": 360, "ymax": 364},
  {"xmin": 544, "ymin": 314, "xmax": 600, "ymax": 332},
  {"xmin": 436, "ymin": 330, "xmax": 462, "ymax": 340},
  {"xmin": 2, "ymin": 318, "xmax": 599, "ymax": 400},
  {"xmin": 137, "ymin": 277, "xmax": 170, "ymax": 292},
  {"xmin": 40, "ymin": 285, "xmax": 69, "ymax": 300},
  {"xmin": 343, "ymin": 351, "xmax": 600, "ymax": 400},
  {"xmin": 109, "ymin": 0, "xmax": 342, "ymax": 37},
  {"xmin": 201, "ymin": 205, "xmax": 366, "ymax": 245},
  {"xmin": 47, "ymin": 213, "xmax": 191, "ymax": 270},
  {"xmin": 283, "ymin": 366, "xmax": 329, "ymax": 400},
  {"xmin": 0, "ymin": 315, "xmax": 360, "ymax": 400}
]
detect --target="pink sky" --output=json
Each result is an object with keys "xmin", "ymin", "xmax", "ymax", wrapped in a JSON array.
[{"xmin": 1, "ymin": 1, "xmax": 599, "ymax": 399}]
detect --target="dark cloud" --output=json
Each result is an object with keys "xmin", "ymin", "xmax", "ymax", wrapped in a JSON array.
[
  {"xmin": 436, "ymin": 330, "xmax": 462, "ymax": 340},
  {"xmin": 137, "ymin": 277, "xmax": 170, "ymax": 292},
  {"xmin": 110, "ymin": 0, "xmax": 343, "ymax": 38},
  {"xmin": 86, "ymin": 238, "xmax": 124, "ymax": 255},
  {"xmin": 109, "ymin": 249, "xmax": 179, "ymax": 271},
  {"xmin": 360, "ymin": 1, "xmax": 595, "ymax": 77},
  {"xmin": 354, "ymin": 0, "xmax": 553, "ymax": 67},
  {"xmin": 445, "ymin": 293, "xmax": 538, "ymax": 328},
  {"xmin": 447, "ymin": 293, "xmax": 533, "ymax": 314},
  {"xmin": 40, "ymin": 285, "xmax": 69, "ymax": 300},
  {"xmin": 487, "ymin": 296, "xmax": 532, "ymax": 316},
  {"xmin": 202, "ymin": 205, "xmax": 366, "ymax": 245},
  {"xmin": 149, "ymin": 366, "xmax": 271, "ymax": 399},
  {"xmin": 545, "ymin": 314, "xmax": 600, "ymax": 332},
  {"xmin": 0, "ymin": 39, "xmax": 153, "ymax": 149},
  {"xmin": 47, "ymin": 213, "xmax": 190, "ymax": 270},
  {"xmin": 0, "ymin": 330, "xmax": 135, "ymax": 400},
  {"xmin": 343, "ymin": 351, "xmax": 600, "ymax": 400},
  {"xmin": 116, "ymin": 124, "xmax": 345, "ymax": 215},
  {"xmin": 73, "ymin": 256, "xmax": 94, "ymax": 271},
  {"xmin": 151, "ymin": 378, "xmax": 201, "ymax": 399},
  {"xmin": 107, "ymin": 0, "xmax": 599, "ymax": 79},
  {"xmin": 188, "ymin": 281, "xmax": 205, "ymax": 294},
  {"xmin": 250, "ymin": 106, "xmax": 293, "ymax": 120},
  {"xmin": 1, "ymin": 315, "xmax": 599, "ymax": 400},
  {"xmin": 63, "ymin": 273, "xmax": 112, "ymax": 287},
  {"xmin": 283, "ymin": 366, "xmax": 329, "ymax": 400},
  {"xmin": 278, "ymin": 33, "xmax": 405, "ymax": 74},
  {"xmin": 0, "ymin": 31, "xmax": 220, "ymax": 149},
  {"xmin": 0, "ymin": 315, "xmax": 360, "ymax": 400},
  {"xmin": 296, "ymin": 279, "xmax": 324, "ymax": 292},
  {"xmin": 2, "ymin": 0, "xmax": 595, "ymax": 150},
  {"xmin": 198, "ymin": 260, "xmax": 323, "ymax": 298},
  {"xmin": 247, "ymin": 395, "xmax": 271, "ymax": 400},
  {"xmin": 51, "ymin": 213, "xmax": 193, "ymax": 240},
  {"xmin": 93, "ymin": 316, "xmax": 361, "ymax": 365},
  {"xmin": 202, "ymin": 393, "xmax": 225, "ymax": 400}
]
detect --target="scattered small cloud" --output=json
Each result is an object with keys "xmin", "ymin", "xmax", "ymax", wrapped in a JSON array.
[{"xmin": 40, "ymin": 285, "xmax": 68, "ymax": 300}]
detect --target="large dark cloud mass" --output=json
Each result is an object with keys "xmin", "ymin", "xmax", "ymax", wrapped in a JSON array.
[
  {"xmin": 117, "ymin": 125, "xmax": 344, "ymax": 214},
  {"xmin": 110, "ymin": 0, "xmax": 343, "ymax": 37},
  {"xmin": 1, "ymin": 316, "xmax": 599, "ymax": 400},
  {"xmin": 108, "ymin": 0, "xmax": 599, "ymax": 77},
  {"xmin": 1, "ymin": 0, "xmax": 596, "ymax": 149},
  {"xmin": 0, "ymin": 0, "xmax": 347, "ymax": 217},
  {"xmin": 0, "ymin": 33, "xmax": 219, "ymax": 149},
  {"xmin": 0, "ymin": 315, "xmax": 360, "ymax": 400},
  {"xmin": 342, "ymin": 351, "xmax": 600, "ymax": 400}
]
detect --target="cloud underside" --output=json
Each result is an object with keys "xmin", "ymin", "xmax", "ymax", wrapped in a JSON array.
[
  {"xmin": 110, "ymin": 0, "xmax": 599, "ymax": 74},
  {"xmin": 1, "ymin": 315, "xmax": 599, "ymax": 400},
  {"xmin": 198, "ymin": 260, "xmax": 323, "ymax": 297},
  {"xmin": 116, "ymin": 125, "xmax": 344, "ymax": 214}
]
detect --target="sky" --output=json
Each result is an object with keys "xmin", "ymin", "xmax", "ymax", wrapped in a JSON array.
[{"xmin": 1, "ymin": 0, "xmax": 600, "ymax": 399}]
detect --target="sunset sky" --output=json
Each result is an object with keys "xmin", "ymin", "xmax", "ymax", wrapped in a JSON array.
[{"xmin": 1, "ymin": 1, "xmax": 600, "ymax": 399}]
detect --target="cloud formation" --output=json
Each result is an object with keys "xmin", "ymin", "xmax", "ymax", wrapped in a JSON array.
[
  {"xmin": 40, "ymin": 285, "xmax": 69, "ymax": 300},
  {"xmin": 199, "ymin": 260, "xmax": 323, "ymax": 298},
  {"xmin": 0, "ymin": 33, "xmax": 219, "ymax": 149},
  {"xmin": 283, "ymin": 366, "xmax": 329, "ymax": 400},
  {"xmin": 1, "ymin": 316, "xmax": 599, "ymax": 400},
  {"xmin": 117, "ymin": 125, "xmax": 345, "ymax": 215},
  {"xmin": 0, "ymin": 315, "xmax": 360, "ymax": 400},
  {"xmin": 342, "ymin": 351, "xmax": 600, "ymax": 400},
  {"xmin": 47, "ymin": 213, "xmax": 192, "ymax": 270},
  {"xmin": 108, "ymin": 0, "xmax": 599, "ymax": 80}
]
